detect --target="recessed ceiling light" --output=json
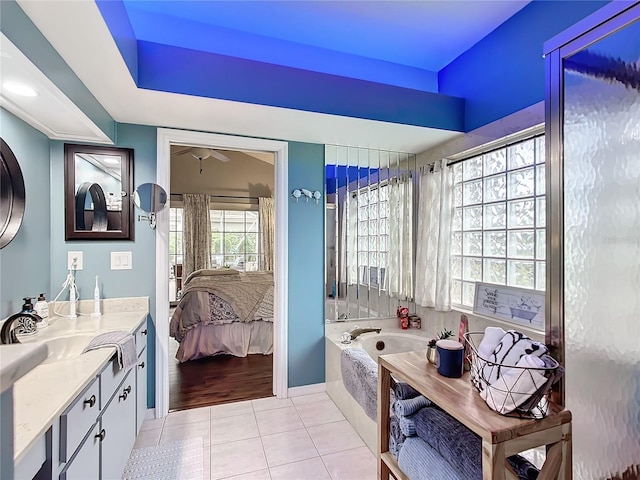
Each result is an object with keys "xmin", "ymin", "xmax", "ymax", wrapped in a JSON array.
[{"xmin": 3, "ymin": 81, "xmax": 38, "ymax": 97}]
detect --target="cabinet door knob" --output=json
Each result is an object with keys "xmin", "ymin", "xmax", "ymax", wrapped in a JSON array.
[
  {"xmin": 95, "ymin": 429, "xmax": 106, "ymax": 441},
  {"xmin": 138, "ymin": 361, "xmax": 145, "ymax": 368},
  {"xmin": 119, "ymin": 391, "xmax": 128, "ymax": 401},
  {"xmin": 83, "ymin": 395, "xmax": 96, "ymax": 408},
  {"xmin": 124, "ymin": 385, "xmax": 132, "ymax": 394},
  {"xmin": 141, "ymin": 329, "xmax": 147, "ymax": 335}
]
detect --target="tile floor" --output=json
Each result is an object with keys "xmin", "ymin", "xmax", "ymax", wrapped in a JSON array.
[{"xmin": 132, "ymin": 392, "xmax": 377, "ymax": 480}]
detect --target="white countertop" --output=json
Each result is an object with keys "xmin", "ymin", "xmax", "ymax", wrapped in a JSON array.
[
  {"xmin": 12, "ymin": 299, "xmax": 148, "ymax": 464},
  {"xmin": 0, "ymin": 343, "xmax": 48, "ymax": 394}
]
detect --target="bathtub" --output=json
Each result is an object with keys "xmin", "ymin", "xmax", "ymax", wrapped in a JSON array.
[{"xmin": 325, "ymin": 329, "xmax": 429, "ymax": 453}]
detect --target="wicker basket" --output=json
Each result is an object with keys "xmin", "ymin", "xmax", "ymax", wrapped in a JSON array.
[{"xmin": 463, "ymin": 331, "xmax": 560, "ymax": 419}]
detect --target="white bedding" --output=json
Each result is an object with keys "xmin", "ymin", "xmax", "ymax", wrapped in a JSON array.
[{"xmin": 175, "ymin": 320, "xmax": 273, "ymax": 362}]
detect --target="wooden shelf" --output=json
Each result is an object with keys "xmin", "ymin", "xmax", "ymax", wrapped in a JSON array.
[{"xmin": 377, "ymin": 350, "xmax": 573, "ymax": 480}]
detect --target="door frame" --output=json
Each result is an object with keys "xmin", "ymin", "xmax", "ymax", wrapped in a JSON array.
[{"xmin": 155, "ymin": 128, "xmax": 289, "ymax": 417}]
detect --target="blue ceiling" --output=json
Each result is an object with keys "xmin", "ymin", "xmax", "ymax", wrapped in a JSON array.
[{"xmin": 95, "ymin": 1, "xmax": 549, "ymax": 133}]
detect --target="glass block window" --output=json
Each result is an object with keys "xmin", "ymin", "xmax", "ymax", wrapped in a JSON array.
[
  {"xmin": 356, "ymin": 184, "xmax": 389, "ymax": 288},
  {"xmin": 210, "ymin": 210, "xmax": 262, "ymax": 272},
  {"xmin": 451, "ymin": 135, "xmax": 546, "ymax": 308}
]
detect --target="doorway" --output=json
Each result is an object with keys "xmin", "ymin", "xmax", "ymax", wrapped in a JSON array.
[
  {"xmin": 167, "ymin": 144, "xmax": 275, "ymax": 411},
  {"xmin": 155, "ymin": 129, "xmax": 289, "ymax": 418}
]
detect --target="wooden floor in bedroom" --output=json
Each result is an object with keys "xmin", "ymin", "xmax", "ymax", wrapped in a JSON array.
[{"xmin": 168, "ymin": 338, "xmax": 274, "ymax": 412}]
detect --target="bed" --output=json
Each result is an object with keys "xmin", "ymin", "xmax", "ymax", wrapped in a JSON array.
[{"xmin": 169, "ymin": 268, "xmax": 274, "ymax": 362}]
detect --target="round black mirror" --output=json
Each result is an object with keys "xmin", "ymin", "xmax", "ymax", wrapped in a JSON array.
[{"xmin": 0, "ymin": 138, "xmax": 26, "ymax": 249}]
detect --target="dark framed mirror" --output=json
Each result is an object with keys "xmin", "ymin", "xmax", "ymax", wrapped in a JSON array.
[
  {"xmin": 64, "ymin": 143, "xmax": 134, "ymax": 240},
  {"xmin": 0, "ymin": 138, "xmax": 26, "ymax": 249}
]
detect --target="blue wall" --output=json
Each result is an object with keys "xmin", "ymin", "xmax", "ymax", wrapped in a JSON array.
[
  {"xmin": 48, "ymin": 123, "xmax": 158, "ymax": 406},
  {"xmin": 439, "ymin": 0, "xmax": 608, "ymax": 131},
  {"xmin": 287, "ymin": 142, "xmax": 326, "ymax": 387},
  {"xmin": 0, "ymin": 109, "xmax": 51, "ymax": 317},
  {"xmin": 1, "ymin": 116, "xmax": 328, "ymax": 406}
]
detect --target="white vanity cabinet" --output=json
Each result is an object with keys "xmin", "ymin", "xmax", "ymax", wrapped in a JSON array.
[
  {"xmin": 58, "ymin": 318, "xmax": 148, "ymax": 480},
  {"xmin": 59, "ymin": 359, "xmax": 136, "ymax": 480},
  {"xmin": 134, "ymin": 319, "xmax": 148, "ymax": 433},
  {"xmin": 60, "ymin": 424, "xmax": 100, "ymax": 480},
  {"xmin": 99, "ymin": 370, "xmax": 136, "ymax": 480}
]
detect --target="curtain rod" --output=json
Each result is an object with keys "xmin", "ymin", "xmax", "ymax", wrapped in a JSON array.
[{"xmin": 171, "ymin": 193, "xmax": 260, "ymax": 200}]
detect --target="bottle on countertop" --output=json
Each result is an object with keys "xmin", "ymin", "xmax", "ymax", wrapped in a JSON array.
[
  {"xmin": 15, "ymin": 297, "xmax": 40, "ymax": 335},
  {"xmin": 91, "ymin": 275, "xmax": 101, "ymax": 318},
  {"xmin": 34, "ymin": 293, "xmax": 49, "ymax": 329}
]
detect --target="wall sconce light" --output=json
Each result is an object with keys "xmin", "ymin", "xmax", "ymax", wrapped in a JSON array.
[{"xmin": 291, "ymin": 189, "xmax": 322, "ymax": 203}]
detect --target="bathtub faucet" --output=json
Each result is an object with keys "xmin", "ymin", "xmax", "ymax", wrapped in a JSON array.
[{"xmin": 349, "ymin": 327, "xmax": 381, "ymax": 340}]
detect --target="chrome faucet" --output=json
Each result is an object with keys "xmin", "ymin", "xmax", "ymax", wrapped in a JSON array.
[
  {"xmin": 0, "ymin": 312, "xmax": 40, "ymax": 344},
  {"xmin": 349, "ymin": 327, "xmax": 381, "ymax": 340}
]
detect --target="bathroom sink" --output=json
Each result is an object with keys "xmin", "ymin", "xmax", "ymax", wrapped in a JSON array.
[{"xmin": 39, "ymin": 335, "xmax": 96, "ymax": 364}]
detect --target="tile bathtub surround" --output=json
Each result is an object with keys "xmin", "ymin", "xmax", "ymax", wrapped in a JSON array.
[{"xmin": 133, "ymin": 392, "xmax": 377, "ymax": 480}]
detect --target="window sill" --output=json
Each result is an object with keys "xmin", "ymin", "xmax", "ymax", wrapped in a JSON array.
[{"xmin": 451, "ymin": 305, "xmax": 545, "ymax": 337}]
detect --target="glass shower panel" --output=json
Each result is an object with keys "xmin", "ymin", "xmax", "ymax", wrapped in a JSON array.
[{"xmin": 563, "ymin": 19, "xmax": 640, "ymax": 477}]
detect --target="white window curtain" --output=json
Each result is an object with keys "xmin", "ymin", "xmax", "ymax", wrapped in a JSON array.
[
  {"xmin": 182, "ymin": 193, "xmax": 212, "ymax": 281},
  {"xmin": 259, "ymin": 197, "xmax": 275, "ymax": 271},
  {"xmin": 340, "ymin": 194, "xmax": 359, "ymax": 285},
  {"xmin": 415, "ymin": 159, "xmax": 454, "ymax": 311},
  {"xmin": 388, "ymin": 176, "xmax": 413, "ymax": 299}
]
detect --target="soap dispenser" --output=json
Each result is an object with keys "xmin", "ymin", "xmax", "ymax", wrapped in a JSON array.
[
  {"xmin": 14, "ymin": 297, "xmax": 41, "ymax": 335},
  {"xmin": 34, "ymin": 293, "xmax": 49, "ymax": 329}
]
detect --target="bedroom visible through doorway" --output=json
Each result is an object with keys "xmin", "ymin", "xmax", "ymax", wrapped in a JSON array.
[{"xmin": 167, "ymin": 144, "xmax": 276, "ymax": 411}]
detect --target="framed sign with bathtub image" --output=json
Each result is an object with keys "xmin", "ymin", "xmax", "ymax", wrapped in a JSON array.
[{"xmin": 473, "ymin": 282, "xmax": 545, "ymax": 331}]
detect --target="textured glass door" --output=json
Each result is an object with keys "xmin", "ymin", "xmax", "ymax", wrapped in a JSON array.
[{"xmin": 561, "ymin": 15, "xmax": 640, "ymax": 478}]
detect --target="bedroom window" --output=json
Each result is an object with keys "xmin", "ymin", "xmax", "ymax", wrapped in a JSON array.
[
  {"xmin": 169, "ymin": 207, "xmax": 263, "ymax": 279},
  {"xmin": 210, "ymin": 210, "xmax": 262, "ymax": 272},
  {"xmin": 451, "ymin": 135, "xmax": 546, "ymax": 308},
  {"xmin": 169, "ymin": 207, "xmax": 183, "ymax": 282},
  {"xmin": 356, "ymin": 184, "xmax": 389, "ymax": 288}
]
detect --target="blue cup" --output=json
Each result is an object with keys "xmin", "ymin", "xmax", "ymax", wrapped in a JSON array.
[{"xmin": 436, "ymin": 339, "xmax": 464, "ymax": 378}]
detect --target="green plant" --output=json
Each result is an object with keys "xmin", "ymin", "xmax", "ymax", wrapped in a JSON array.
[{"xmin": 428, "ymin": 329, "xmax": 454, "ymax": 348}]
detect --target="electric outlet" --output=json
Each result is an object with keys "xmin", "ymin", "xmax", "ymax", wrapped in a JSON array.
[{"xmin": 67, "ymin": 251, "xmax": 83, "ymax": 270}]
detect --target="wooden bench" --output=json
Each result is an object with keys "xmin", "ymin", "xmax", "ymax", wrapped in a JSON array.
[{"xmin": 377, "ymin": 350, "xmax": 572, "ymax": 480}]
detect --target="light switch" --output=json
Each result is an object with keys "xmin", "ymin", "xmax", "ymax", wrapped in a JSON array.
[{"xmin": 111, "ymin": 251, "xmax": 132, "ymax": 270}]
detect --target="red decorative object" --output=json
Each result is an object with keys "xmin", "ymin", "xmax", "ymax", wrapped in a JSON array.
[{"xmin": 396, "ymin": 306, "xmax": 409, "ymax": 329}]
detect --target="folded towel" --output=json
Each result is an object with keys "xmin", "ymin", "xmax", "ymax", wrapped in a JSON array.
[
  {"xmin": 483, "ymin": 330, "xmax": 548, "ymax": 386},
  {"xmin": 389, "ymin": 416, "xmax": 406, "ymax": 459},
  {"xmin": 508, "ymin": 454, "xmax": 541, "ymax": 480},
  {"xmin": 340, "ymin": 348, "xmax": 378, "ymax": 421},
  {"xmin": 399, "ymin": 414, "xmax": 417, "ymax": 437},
  {"xmin": 394, "ymin": 381, "xmax": 421, "ymax": 400},
  {"xmin": 477, "ymin": 326, "xmax": 507, "ymax": 359},
  {"xmin": 83, "ymin": 331, "xmax": 137, "ymax": 370},
  {"xmin": 481, "ymin": 355, "xmax": 548, "ymax": 414},
  {"xmin": 397, "ymin": 436, "xmax": 462, "ymax": 480},
  {"xmin": 389, "ymin": 435, "xmax": 404, "ymax": 459},
  {"xmin": 472, "ymin": 326, "xmax": 506, "ymax": 390},
  {"xmin": 392, "ymin": 395, "xmax": 431, "ymax": 417},
  {"xmin": 390, "ymin": 415, "xmax": 406, "ymax": 444},
  {"xmin": 414, "ymin": 406, "xmax": 482, "ymax": 479},
  {"xmin": 413, "ymin": 407, "xmax": 540, "ymax": 480}
]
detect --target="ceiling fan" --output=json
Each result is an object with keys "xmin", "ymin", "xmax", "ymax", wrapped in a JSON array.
[{"xmin": 174, "ymin": 146, "xmax": 232, "ymax": 174}]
